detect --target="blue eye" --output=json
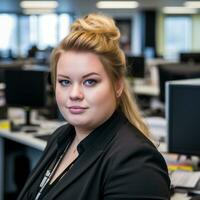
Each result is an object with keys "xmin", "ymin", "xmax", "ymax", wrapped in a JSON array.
[
  {"xmin": 58, "ymin": 80, "xmax": 70, "ymax": 87},
  {"xmin": 84, "ymin": 79, "xmax": 97, "ymax": 86}
]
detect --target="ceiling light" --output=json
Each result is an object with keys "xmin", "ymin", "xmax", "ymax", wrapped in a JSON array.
[
  {"xmin": 20, "ymin": 1, "xmax": 58, "ymax": 9},
  {"xmin": 96, "ymin": 1, "xmax": 139, "ymax": 9},
  {"xmin": 22, "ymin": 8, "xmax": 55, "ymax": 14},
  {"xmin": 184, "ymin": 1, "xmax": 200, "ymax": 8},
  {"xmin": 162, "ymin": 7, "xmax": 197, "ymax": 14}
]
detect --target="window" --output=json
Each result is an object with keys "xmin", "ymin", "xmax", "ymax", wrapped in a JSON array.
[
  {"xmin": 164, "ymin": 16, "xmax": 192, "ymax": 59},
  {"xmin": 58, "ymin": 14, "xmax": 71, "ymax": 41},
  {"xmin": 0, "ymin": 13, "xmax": 72, "ymax": 58},
  {"xmin": 38, "ymin": 14, "xmax": 58, "ymax": 49},
  {"xmin": 0, "ymin": 14, "xmax": 17, "ymax": 58},
  {"xmin": 19, "ymin": 15, "xmax": 32, "ymax": 56}
]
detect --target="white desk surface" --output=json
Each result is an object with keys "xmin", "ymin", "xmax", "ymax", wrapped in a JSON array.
[
  {"xmin": 0, "ymin": 120, "xmax": 65, "ymax": 151},
  {"xmin": 171, "ymin": 193, "xmax": 190, "ymax": 200},
  {"xmin": 0, "ymin": 129, "xmax": 47, "ymax": 151}
]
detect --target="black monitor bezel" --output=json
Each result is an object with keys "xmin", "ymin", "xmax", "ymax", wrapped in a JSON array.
[
  {"xmin": 167, "ymin": 83, "xmax": 200, "ymax": 156},
  {"xmin": 180, "ymin": 52, "xmax": 200, "ymax": 64},
  {"xmin": 4, "ymin": 69, "xmax": 48, "ymax": 109}
]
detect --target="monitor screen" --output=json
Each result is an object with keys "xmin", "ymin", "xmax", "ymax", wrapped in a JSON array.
[
  {"xmin": 180, "ymin": 52, "xmax": 200, "ymax": 64},
  {"xmin": 158, "ymin": 64, "xmax": 200, "ymax": 102},
  {"xmin": 5, "ymin": 69, "xmax": 48, "ymax": 108},
  {"xmin": 166, "ymin": 80, "xmax": 200, "ymax": 156},
  {"xmin": 126, "ymin": 55, "xmax": 145, "ymax": 78},
  {"xmin": 0, "ymin": 64, "xmax": 23, "ymax": 83}
]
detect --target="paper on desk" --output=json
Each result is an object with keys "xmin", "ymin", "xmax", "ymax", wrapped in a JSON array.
[{"xmin": 171, "ymin": 170, "xmax": 200, "ymax": 188}]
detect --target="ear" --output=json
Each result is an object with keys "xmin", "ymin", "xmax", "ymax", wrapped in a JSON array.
[{"xmin": 115, "ymin": 78, "xmax": 124, "ymax": 98}]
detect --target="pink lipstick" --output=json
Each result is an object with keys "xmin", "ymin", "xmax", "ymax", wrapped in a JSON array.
[{"xmin": 68, "ymin": 106, "xmax": 87, "ymax": 114}]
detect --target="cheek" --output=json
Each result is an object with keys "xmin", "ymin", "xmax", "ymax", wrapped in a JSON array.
[
  {"xmin": 88, "ymin": 86, "xmax": 116, "ymax": 106},
  {"xmin": 55, "ymin": 87, "xmax": 65, "ymax": 105}
]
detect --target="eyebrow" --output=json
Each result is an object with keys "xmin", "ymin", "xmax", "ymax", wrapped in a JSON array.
[
  {"xmin": 57, "ymin": 74, "xmax": 69, "ymax": 79},
  {"xmin": 82, "ymin": 72, "xmax": 100, "ymax": 78},
  {"xmin": 57, "ymin": 72, "xmax": 100, "ymax": 79}
]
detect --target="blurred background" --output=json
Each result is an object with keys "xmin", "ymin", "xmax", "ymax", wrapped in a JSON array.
[
  {"xmin": 0, "ymin": 0, "xmax": 200, "ymax": 60},
  {"xmin": 1, "ymin": 1, "xmax": 200, "ymax": 199}
]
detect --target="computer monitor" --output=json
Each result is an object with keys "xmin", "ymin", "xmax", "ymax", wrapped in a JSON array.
[
  {"xmin": 126, "ymin": 55, "xmax": 145, "ymax": 78},
  {"xmin": 179, "ymin": 52, "xmax": 200, "ymax": 64},
  {"xmin": 158, "ymin": 63, "xmax": 200, "ymax": 102},
  {"xmin": 4, "ymin": 69, "xmax": 48, "ymax": 127},
  {"xmin": 166, "ymin": 79, "xmax": 200, "ymax": 156},
  {"xmin": 35, "ymin": 49, "xmax": 51, "ymax": 65},
  {"xmin": 0, "ymin": 64, "xmax": 23, "ymax": 83}
]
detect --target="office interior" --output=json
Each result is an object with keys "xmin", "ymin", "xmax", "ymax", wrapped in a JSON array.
[{"xmin": 1, "ymin": 0, "xmax": 200, "ymax": 199}]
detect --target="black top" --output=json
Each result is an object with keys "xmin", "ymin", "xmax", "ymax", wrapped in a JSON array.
[{"xmin": 18, "ymin": 110, "xmax": 171, "ymax": 200}]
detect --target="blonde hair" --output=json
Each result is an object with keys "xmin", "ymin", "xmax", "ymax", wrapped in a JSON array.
[{"xmin": 51, "ymin": 13, "xmax": 150, "ymax": 138}]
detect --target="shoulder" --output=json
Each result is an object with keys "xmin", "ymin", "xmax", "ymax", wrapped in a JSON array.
[
  {"xmin": 111, "ymin": 120, "xmax": 168, "ymax": 169},
  {"xmin": 116, "ymin": 121, "xmax": 168, "ymax": 169},
  {"xmin": 113, "ymin": 120, "xmax": 157, "ymax": 154},
  {"xmin": 110, "ymin": 111, "xmax": 156, "ymax": 150},
  {"xmin": 102, "ymin": 120, "xmax": 170, "ymax": 199}
]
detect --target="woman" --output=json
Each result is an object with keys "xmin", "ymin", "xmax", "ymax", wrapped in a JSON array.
[{"xmin": 18, "ymin": 13, "xmax": 170, "ymax": 200}]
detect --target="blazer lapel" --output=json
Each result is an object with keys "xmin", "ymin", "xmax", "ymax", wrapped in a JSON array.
[
  {"xmin": 44, "ymin": 145, "xmax": 103, "ymax": 199},
  {"xmin": 20, "ymin": 124, "xmax": 72, "ymax": 198},
  {"xmin": 44, "ymin": 111, "xmax": 125, "ymax": 199}
]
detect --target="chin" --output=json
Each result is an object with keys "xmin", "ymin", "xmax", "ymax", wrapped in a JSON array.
[{"xmin": 66, "ymin": 116, "xmax": 90, "ymax": 126}]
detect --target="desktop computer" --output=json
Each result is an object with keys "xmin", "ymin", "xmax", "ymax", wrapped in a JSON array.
[{"xmin": 4, "ymin": 69, "xmax": 49, "ymax": 129}]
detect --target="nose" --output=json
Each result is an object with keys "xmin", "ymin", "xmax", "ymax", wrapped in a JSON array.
[{"xmin": 69, "ymin": 83, "xmax": 84, "ymax": 101}]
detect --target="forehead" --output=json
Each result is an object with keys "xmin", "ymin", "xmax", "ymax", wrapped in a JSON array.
[
  {"xmin": 57, "ymin": 51, "xmax": 106, "ymax": 74},
  {"xmin": 56, "ymin": 51, "xmax": 108, "ymax": 79}
]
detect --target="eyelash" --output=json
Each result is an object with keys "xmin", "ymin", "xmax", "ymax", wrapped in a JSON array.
[
  {"xmin": 58, "ymin": 79, "xmax": 98, "ymax": 87},
  {"xmin": 58, "ymin": 80, "xmax": 70, "ymax": 87},
  {"xmin": 84, "ymin": 79, "xmax": 97, "ymax": 86}
]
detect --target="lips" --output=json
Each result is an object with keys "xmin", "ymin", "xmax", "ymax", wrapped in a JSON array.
[{"xmin": 67, "ymin": 106, "xmax": 88, "ymax": 114}]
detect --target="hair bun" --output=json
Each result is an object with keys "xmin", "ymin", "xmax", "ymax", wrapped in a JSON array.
[{"xmin": 71, "ymin": 13, "xmax": 120, "ymax": 42}]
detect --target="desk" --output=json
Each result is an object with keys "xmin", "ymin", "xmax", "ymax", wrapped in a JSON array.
[
  {"xmin": 171, "ymin": 193, "xmax": 190, "ymax": 200},
  {"xmin": 0, "ymin": 130, "xmax": 46, "ymax": 151},
  {"xmin": 131, "ymin": 58, "xmax": 178, "ymax": 97},
  {"xmin": 0, "ymin": 131, "xmax": 46, "ymax": 200},
  {"xmin": 127, "ymin": 58, "xmax": 178, "ymax": 97},
  {"xmin": 0, "ymin": 120, "xmax": 63, "ymax": 200}
]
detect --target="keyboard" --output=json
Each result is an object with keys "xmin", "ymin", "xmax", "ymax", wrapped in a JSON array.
[
  {"xmin": 34, "ymin": 134, "xmax": 51, "ymax": 141},
  {"xmin": 171, "ymin": 170, "xmax": 200, "ymax": 188}
]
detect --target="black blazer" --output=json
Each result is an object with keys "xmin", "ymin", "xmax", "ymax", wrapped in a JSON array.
[{"xmin": 18, "ymin": 111, "xmax": 170, "ymax": 200}]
